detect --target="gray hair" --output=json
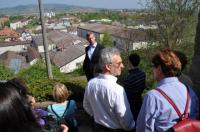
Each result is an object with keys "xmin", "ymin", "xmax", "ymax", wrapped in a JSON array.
[{"xmin": 98, "ymin": 47, "xmax": 120, "ymax": 72}]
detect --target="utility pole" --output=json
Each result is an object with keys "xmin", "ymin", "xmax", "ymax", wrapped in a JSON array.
[{"xmin": 38, "ymin": 0, "xmax": 53, "ymax": 79}]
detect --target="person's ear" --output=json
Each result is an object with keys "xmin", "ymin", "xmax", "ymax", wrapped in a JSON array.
[
  {"xmin": 157, "ymin": 65, "xmax": 165, "ymax": 78},
  {"xmin": 105, "ymin": 64, "xmax": 111, "ymax": 71}
]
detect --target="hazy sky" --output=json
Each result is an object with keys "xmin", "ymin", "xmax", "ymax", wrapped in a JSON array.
[{"xmin": 0, "ymin": 0, "xmax": 146, "ymax": 9}]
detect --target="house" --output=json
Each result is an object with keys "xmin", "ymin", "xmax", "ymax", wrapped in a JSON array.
[
  {"xmin": 50, "ymin": 44, "xmax": 85, "ymax": 73},
  {"xmin": 21, "ymin": 19, "xmax": 30, "ymax": 27},
  {"xmin": 0, "ymin": 51, "xmax": 28, "ymax": 74},
  {"xmin": 33, "ymin": 30, "xmax": 88, "ymax": 73},
  {"xmin": 0, "ymin": 27, "xmax": 20, "ymax": 41},
  {"xmin": 77, "ymin": 23, "xmax": 150, "ymax": 51},
  {"xmin": 0, "ymin": 41, "xmax": 31, "ymax": 55},
  {"xmin": 10, "ymin": 19, "xmax": 30, "ymax": 30},
  {"xmin": 25, "ymin": 47, "xmax": 40, "ymax": 65},
  {"xmin": 0, "ymin": 47, "xmax": 40, "ymax": 74},
  {"xmin": 44, "ymin": 12, "xmax": 56, "ymax": 18},
  {"xmin": 10, "ymin": 20, "xmax": 22, "ymax": 30},
  {"xmin": 32, "ymin": 35, "xmax": 55, "ymax": 53},
  {"xmin": 62, "ymin": 18, "xmax": 71, "ymax": 27}
]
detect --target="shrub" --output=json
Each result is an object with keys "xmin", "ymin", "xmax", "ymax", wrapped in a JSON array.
[
  {"xmin": 17, "ymin": 60, "xmax": 87, "ymax": 101},
  {"xmin": 0, "ymin": 63, "xmax": 14, "ymax": 80}
]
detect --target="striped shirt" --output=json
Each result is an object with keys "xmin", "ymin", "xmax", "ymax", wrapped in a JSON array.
[{"xmin": 123, "ymin": 68, "xmax": 146, "ymax": 120}]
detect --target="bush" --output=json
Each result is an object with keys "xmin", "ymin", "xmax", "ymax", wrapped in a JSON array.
[
  {"xmin": 0, "ymin": 63, "xmax": 14, "ymax": 80},
  {"xmin": 17, "ymin": 60, "xmax": 87, "ymax": 102}
]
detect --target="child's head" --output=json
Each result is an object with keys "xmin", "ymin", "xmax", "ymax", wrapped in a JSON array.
[
  {"xmin": 129, "ymin": 53, "xmax": 140, "ymax": 67},
  {"xmin": 27, "ymin": 95, "xmax": 36, "ymax": 109},
  {"xmin": 53, "ymin": 83, "xmax": 69, "ymax": 103}
]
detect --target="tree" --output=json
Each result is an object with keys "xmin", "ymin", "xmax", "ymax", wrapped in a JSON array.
[
  {"xmin": 146, "ymin": 0, "xmax": 200, "ymax": 48},
  {"xmin": 190, "ymin": 11, "xmax": 200, "ymax": 97},
  {"xmin": 101, "ymin": 32, "xmax": 113, "ymax": 47}
]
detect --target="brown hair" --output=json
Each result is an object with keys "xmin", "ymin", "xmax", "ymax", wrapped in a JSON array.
[
  {"xmin": 53, "ymin": 83, "xmax": 69, "ymax": 103},
  {"xmin": 152, "ymin": 49, "xmax": 181, "ymax": 77}
]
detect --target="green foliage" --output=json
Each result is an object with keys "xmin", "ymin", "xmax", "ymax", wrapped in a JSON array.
[
  {"xmin": 67, "ymin": 66, "xmax": 85, "ymax": 77},
  {"xmin": 2, "ymin": 20, "xmax": 10, "ymax": 27},
  {"xmin": 78, "ymin": 11, "xmax": 143, "ymax": 23},
  {"xmin": 24, "ymin": 20, "xmax": 39, "ymax": 29},
  {"xmin": 17, "ymin": 60, "xmax": 87, "ymax": 101},
  {"xmin": 9, "ymin": 16, "xmax": 24, "ymax": 21},
  {"xmin": 118, "ymin": 39, "xmax": 195, "ymax": 96},
  {"xmin": 64, "ymin": 78, "xmax": 87, "ymax": 102},
  {"xmin": 145, "ymin": 0, "xmax": 199, "ymax": 48},
  {"xmin": 0, "ymin": 63, "xmax": 14, "ymax": 80},
  {"xmin": 118, "ymin": 45, "xmax": 158, "ymax": 94},
  {"xmin": 101, "ymin": 32, "xmax": 113, "ymax": 47}
]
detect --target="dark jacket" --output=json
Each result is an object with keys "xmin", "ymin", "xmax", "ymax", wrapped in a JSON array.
[{"xmin": 83, "ymin": 44, "xmax": 104, "ymax": 81}]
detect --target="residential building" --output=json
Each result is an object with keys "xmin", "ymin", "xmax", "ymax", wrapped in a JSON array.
[
  {"xmin": 77, "ymin": 23, "xmax": 150, "ymax": 51},
  {"xmin": 50, "ymin": 44, "xmax": 85, "ymax": 73},
  {"xmin": 10, "ymin": 19, "xmax": 30, "ymax": 30},
  {"xmin": 33, "ymin": 30, "xmax": 88, "ymax": 73},
  {"xmin": 0, "ymin": 51, "xmax": 28, "ymax": 74},
  {"xmin": 0, "ymin": 27, "xmax": 20, "ymax": 41},
  {"xmin": 44, "ymin": 12, "xmax": 56, "ymax": 18},
  {"xmin": 0, "ymin": 41, "xmax": 31, "ymax": 55},
  {"xmin": 0, "ymin": 47, "xmax": 40, "ymax": 74}
]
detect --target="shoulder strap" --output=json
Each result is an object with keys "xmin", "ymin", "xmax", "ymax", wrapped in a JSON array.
[
  {"xmin": 62, "ymin": 100, "xmax": 71, "ymax": 117},
  {"xmin": 155, "ymin": 85, "xmax": 190, "ymax": 120},
  {"xmin": 50, "ymin": 104, "xmax": 60, "ymax": 119},
  {"xmin": 50, "ymin": 100, "xmax": 71, "ymax": 119}
]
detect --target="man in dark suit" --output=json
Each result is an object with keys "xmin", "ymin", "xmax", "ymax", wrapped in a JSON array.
[{"xmin": 83, "ymin": 33, "xmax": 104, "ymax": 81}]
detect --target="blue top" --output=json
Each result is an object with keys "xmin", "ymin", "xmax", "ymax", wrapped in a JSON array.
[
  {"xmin": 47, "ymin": 99, "xmax": 78, "ymax": 126},
  {"xmin": 136, "ymin": 77, "xmax": 199, "ymax": 132}
]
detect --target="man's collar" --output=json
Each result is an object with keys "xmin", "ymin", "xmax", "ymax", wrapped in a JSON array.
[
  {"xmin": 90, "ymin": 42, "xmax": 97, "ymax": 48},
  {"xmin": 99, "ymin": 74, "xmax": 117, "ymax": 82}
]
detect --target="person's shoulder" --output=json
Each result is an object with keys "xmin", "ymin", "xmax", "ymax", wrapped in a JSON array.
[
  {"xmin": 69, "ymin": 99, "xmax": 76, "ymax": 105},
  {"xmin": 97, "ymin": 43, "xmax": 104, "ymax": 48},
  {"xmin": 47, "ymin": 104, "xmax": 52, "ymax": 111},
  {"xmin": 85, "ymin": 45, "xmax": 90, "ymax": 50},
  {"xmin": 137, "ymin": 68, "xmax": 146, "ymax": 74},
  {"xmin": 110, "ymin": 83, "xmax": 124, "ymax": 95},
  {"xmin": 144, "ymin": 89, "xmax": 161, "ymax": 100}
]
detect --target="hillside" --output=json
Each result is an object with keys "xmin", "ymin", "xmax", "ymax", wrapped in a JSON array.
[{"xmin": 0, "ymin": 4, "xmax": 99, "ymax": 16}]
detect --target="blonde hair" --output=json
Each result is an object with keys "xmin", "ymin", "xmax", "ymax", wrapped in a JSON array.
[{"xmin": 53, "ymin": 83, "xmax": 69, "ymax": 103}]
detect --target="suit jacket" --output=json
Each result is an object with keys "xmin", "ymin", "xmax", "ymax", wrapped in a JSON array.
[{"xmin": 83, "ymin": 44, "xmax": 104, "ymax": 81}]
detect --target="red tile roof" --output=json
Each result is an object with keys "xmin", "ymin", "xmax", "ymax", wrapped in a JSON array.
[{"xmin": 0, "ymin": 27, "xmax": 20, "ymax": 38}]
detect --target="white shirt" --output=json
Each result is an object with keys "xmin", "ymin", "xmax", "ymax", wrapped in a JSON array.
[
  {"xmin": 87, "ymin": 42, "xmax": 97, "ymax": 60},
  {"xmin": 83, "ymin": 74, "xmax": 135, "ymax": 130},
  {"xmin": 136, "ymin": 77, "xmax": 199, "ymax": 132}
]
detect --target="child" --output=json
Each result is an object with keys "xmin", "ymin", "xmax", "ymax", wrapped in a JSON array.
[
  {"xmin": 47, "ymin": 83, "xmax": 78, "ymax": 132},
  {"xmin": 27, "ymin": 95, "xmax": 48, "ymax": 126}
]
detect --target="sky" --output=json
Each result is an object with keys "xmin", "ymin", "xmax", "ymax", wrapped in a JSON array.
[{"xmin": 0, "ymin": 0, "xmax": 146, "ymax": 9}]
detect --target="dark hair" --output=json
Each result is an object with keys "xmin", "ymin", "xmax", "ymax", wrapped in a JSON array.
[
  {"xmin": 129, "ymin": 53, "xmax": 140, "ymax": 67},
  {"xmin": 152, "ymin": 49, "xmax": 181, "ymax": 77},
  {"xmin": 0, "ymin": 82, "xmax": 41, "ymax": 132},
  {"xmin": 173, "ymin": 50, "xmax": 187, "ymax": 70},
  {"xmin": 7, "ymin": 78, "xmax": 28, "ymax": 98},
  {"xmin": 86, "ymin": 32, "xmax": 93, "ymax": 39}
]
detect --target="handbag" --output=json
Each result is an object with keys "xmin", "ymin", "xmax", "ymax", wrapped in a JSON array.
[{"xmin": 155, "ymin": 85, "xmax": 200, "ymax": 132}]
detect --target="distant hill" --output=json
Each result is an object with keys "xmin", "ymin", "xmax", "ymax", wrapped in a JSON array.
[{"xmin": 0, "ymin": 4, "xmax": 99, "ymax": 16}]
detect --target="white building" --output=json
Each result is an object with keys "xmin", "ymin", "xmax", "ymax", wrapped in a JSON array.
[
  {"xmin": 0, "ymin": 41, "xmax": 31, "ymax": 55},
  {"xmin": 33, "ymin": 30, "xmax": 88, "ymax": 73}
]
